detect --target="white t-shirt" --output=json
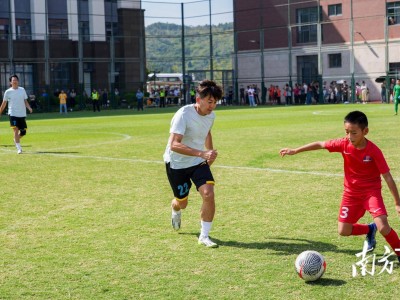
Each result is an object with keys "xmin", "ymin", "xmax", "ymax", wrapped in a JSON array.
[
  {"xmin": 163, "ymin": 104, "xmax": 215, "ymax": 169},
  {"xmin": 3, "ymin": 87, "xmax": 28, "ymax": 117}
]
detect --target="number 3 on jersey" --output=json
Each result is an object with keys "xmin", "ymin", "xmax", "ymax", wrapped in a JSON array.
[{"xmin": 340, "ymin": 206, "xmax": 349, "ymax": 219}]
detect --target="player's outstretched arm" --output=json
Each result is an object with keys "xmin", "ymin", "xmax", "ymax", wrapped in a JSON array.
[
  {"xmin": 382, "ymin": 172, "xmax": 400, "ymax": 216},
  {"xmin": 280, "ymin": 141, "xmax": 325, "ymax": 157}
]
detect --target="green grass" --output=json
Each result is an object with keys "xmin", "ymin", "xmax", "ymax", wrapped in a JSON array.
[{"xmin": 1, "ymin": 104, "xmax": 400, "ymax": 299}]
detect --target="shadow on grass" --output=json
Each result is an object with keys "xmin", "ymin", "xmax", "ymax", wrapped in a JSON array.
[
  {"xmin": 1, "ymin": 144, "xmax": 33, "ymax": 149},
  {"xmin": 0, "ymin": 145, "xmax": 79, "ymax": 155},
  {"xmin": 34, "ymin": 151, "xmax": 80, "ymax": 154},
  {"xmin": 211, "ymin": 237, "xmax": 356, "ymax": 256},
  {"xmin": 305, "ymin": 278, "xmax": 346, "ymax": 286},
  {"xmin": 178, "ymin": 232, "xmax": 199, "ymax": 237}
]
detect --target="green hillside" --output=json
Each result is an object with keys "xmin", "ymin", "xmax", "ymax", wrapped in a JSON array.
[{"xmin": 145, "ymin": 22, "xmax": 233, "ymax": 73}]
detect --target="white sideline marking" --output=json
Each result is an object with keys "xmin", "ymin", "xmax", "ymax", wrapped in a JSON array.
[
  {"xmin": 0, "ymin": 142, "xmax": 343, "ymax": 177},
  {"xmin": 17, "ymin": 149, "xmax": 345, "ymax": 178},
  {"xmin": 216, "ymin": 164, "xmax": 342, "ymax": 177},
  {"xmin": 40, "ymin": 132, "xmax": 132, "ymax": 151}
]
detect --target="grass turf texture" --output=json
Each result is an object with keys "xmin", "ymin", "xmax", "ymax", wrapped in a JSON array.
[{"xmin": 1, "ymin": 104, "xmax": 400, "ymax": 299}]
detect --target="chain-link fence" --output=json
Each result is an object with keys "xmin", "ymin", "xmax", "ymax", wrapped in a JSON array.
[
  {"xmin": 234, "ymin": 0, "xmax": 400, "ymax": 105},
  {"xmin": 143, "ymin": 0, "xmax": 234, "ymax": 105}
]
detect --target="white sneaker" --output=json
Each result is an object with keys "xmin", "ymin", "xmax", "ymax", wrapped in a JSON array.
[
  {"xmin": 171, "ymin": 210, "xmax": 181, "ymax": 231},
  {"xmin": 198, "ymin": 235, "xmax": 218, "ymax": 248},
  {"xmin": 17, "ymin": 148, "xmax": 22, "ymax": 154}
]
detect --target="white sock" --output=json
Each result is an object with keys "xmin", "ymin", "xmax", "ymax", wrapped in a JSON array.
[
  {"xmin": 200, "ymin": 221, "xmax": 212, "ymax": 238},
  {"xmin": 16, "ymin": 143, "xmax": 21, "ymax": 150},
  {"xmin": 172, "ymin": 208, "xmax": 181, "ymax": 215}
]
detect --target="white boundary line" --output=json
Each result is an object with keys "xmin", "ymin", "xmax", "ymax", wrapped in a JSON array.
[
  {"xmin": 9, "ymin": 150, "xmax": 343, "ymax": 178},
  {"xmin": 4, "ymin": 148, "xmax": 400, "ymax": 181},
  {"xmin": 0, "ymin": 130, "xmax": 391, "ymax": 179}
]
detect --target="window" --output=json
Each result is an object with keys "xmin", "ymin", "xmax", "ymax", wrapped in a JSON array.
[
  {"xmin": 0, "ymin": 23, "xmax": 9, "ymax": 40},
  {"xmin": 105, "ymin": 0, "xmax": 118, "ymax": 40},
  {"xmin": 0, "ymin": 64, "xmax": 34, "ymax": 92},
  {"xmin": 47, "ymin": 0, "xmax": 68, "ymax": 38},
  {"xmin": 48, "ymin": 19, "xmax": 68, "ymax": 39},
  {"xmin": 296, "ymin": 7, "xmax": 320, "ymax": 43},
  {"xmin": 389, "ymin": 62, "xmax": 400, "ymax": 76},
  {"xmin": 329, "ymin": 53, "xmax": 342, "ymax": 68},
  {"xmin": 0, "ymin": 0, "xmax": 10, "ymax": 19},
  {"xmin": 79, "ymin": 21, "xmax": 90, "ymax": 42},
  {"xmin": 388, "ymin": 2, "xmax": 400, "ymax": 25},
  {"xmin": 328, "ymin": 4, "xmax": 342, "ymax": 16},
  {"xmin": 15, "ymin": 0, "xmax": 31, "ymax": 39},
  {"xmin": 106, "ymin": 22, "xmax": 118, "ymax": 39},
  {"xmin": 50, "ymin": 63, "xmax": 70, "ymax": 88},
  {"xmin": 16, "ymin": 19, "xmax": 31, "ymax": 40}
]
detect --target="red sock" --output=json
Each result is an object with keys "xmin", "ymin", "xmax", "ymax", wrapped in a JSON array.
[
  {"xmin": 351, "ymin": 224, "xmax": 370, "ymax": 235},
  {"xmin": 383, "ymin": 229, "xmax": 400, "ymax": 256}
]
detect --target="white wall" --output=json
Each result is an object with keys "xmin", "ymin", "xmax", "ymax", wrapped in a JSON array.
[
  {"xmin": 118, "ymin": 0, "xmax": 141, "ymax": 9},
  {"xmin": 67, "ymin": 0, "xmax": 79, "ymax": 41},
  {"xmin": 89, "ymin": 0, "xmax": 106, "ymax": 42},
  {"xmin": 30, "ymin": 0, "xmax": 46, "ymax": 40}
]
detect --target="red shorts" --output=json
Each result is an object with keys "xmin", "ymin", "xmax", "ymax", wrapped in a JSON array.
[{"xmin": 338, "ymin": 189, "xmax": 387, "ymax": 223}]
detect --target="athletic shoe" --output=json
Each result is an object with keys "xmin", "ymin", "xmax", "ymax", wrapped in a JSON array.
[
  {"xmin": 17, "ymin": 148, "xmax": 22, "ymax": 154},
  {"xmin": 171, "ymin": 210, "xmax": 181, "ymax": 231},
  {"xmin": 366, "ymin": 223, "xmax": 377, "ymax": 251},
  {"xmin": 198, "ymin": 235, "xmax": 218, "ymax": 248}
]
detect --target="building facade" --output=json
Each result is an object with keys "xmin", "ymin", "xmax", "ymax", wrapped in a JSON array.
[
  {"xmin": 0, "ymin": 0, "xmax": 145, "ymax": 109},
  {"xmin": 233, "ymin": 0, "xmax": 400, "ymax": 102}
]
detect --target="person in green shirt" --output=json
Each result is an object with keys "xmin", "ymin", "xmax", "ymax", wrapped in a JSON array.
[
  {"xmin": 394, "ymin": 79, "xmax": 400, "ymax": 115},
  {"xmin": 92, "ymin": 89, "xmax": 100, "ymax": 112}
]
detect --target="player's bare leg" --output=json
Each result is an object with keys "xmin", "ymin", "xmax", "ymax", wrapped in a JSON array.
[
  {"xmin": 13, "ymin": 127, "xmax": 22, "ymax": 154},
  {"xmin": 338, "ymin": 221, "xmax": 377, "ymax": 251},
  {"xmin": 337, "ymin": 222, "xmax": 353, "ymax": 236},
  {"xmin": 198, "ymin": 183, "xmax": 218, "ymax": 248}
]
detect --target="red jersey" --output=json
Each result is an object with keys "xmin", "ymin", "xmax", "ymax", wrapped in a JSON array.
[{"xmin": 324, "ymin": 138, "xmax": 389, "ymax": 193}]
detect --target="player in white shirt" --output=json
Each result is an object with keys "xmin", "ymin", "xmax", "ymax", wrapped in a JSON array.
[
  {"xmin": 164, "ymin": 80, "xmax": 223, "ymax": 247},
  {"xmin": 0, "ymin": 75, "xmax": 33, "ymax": 154}
]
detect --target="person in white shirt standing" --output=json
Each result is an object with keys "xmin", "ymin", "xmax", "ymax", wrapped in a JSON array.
[
  {"xmin": 247, "ymin": 85, "xmax": 256, "ymax": 107},
  {"xmin": 361, "ymin": 81, "xmax": 368, "ymax": 104},
  {"xmin": 0, "ymin": 74, "xmax": 33, "ymax": 154},
  {"xmin": 164, "ymin": 79, "xmax": 222, "ymax": 248}
]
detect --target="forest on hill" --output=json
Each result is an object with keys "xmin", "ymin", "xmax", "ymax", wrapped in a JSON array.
[{"xmin": 145, "ymin": 22, "xmax": 234, "ymax": 74}]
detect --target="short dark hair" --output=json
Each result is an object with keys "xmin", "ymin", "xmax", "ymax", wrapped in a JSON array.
[
  {"xmin": 344, "ymin": 111, "xmax": 368, "ymax": 130},
  {"xmin": 9, "ymin": 74, "xmax": 19, "ymax": 82},
  {"xmin": 196, "ymin": 79, "xmax": 223, "ymax": 100}
]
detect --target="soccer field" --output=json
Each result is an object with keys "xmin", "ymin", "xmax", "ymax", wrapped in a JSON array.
[{"xmin": 1, "ymin": 104, "xmax": 400, "ymax": 299}]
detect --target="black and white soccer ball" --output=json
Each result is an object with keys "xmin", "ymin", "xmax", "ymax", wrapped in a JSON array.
[{"xmin": 295, "ymin": 250, "xmax": 326, "ymax": 282}]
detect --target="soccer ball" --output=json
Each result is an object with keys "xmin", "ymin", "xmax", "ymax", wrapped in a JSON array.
[{"xmin": 295, "ymin": 250, "xmax": 326, "ymax": 282}]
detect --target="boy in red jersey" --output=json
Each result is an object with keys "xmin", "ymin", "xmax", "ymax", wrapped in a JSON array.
[{"xmin": 280, "ymin": 111, "xmax": 400, "ymax": 261}]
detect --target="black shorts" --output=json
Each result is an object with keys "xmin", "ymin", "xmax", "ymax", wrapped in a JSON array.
[
  {"xmin": 9, "ymin": 116, "xmax": 27, "ymax": 130},
  {"xmin": 166, "ymin": 161, "xmax": 215, "ymax": 201}
]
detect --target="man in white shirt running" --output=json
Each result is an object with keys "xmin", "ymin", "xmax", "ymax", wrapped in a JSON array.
[
  {"xmin": 163, "ymin": 79, "xmax": 222, "ymax": 248},
  {"xmin": 0, "ymin": 74, "xmax": 33, "ymax": 154}
]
